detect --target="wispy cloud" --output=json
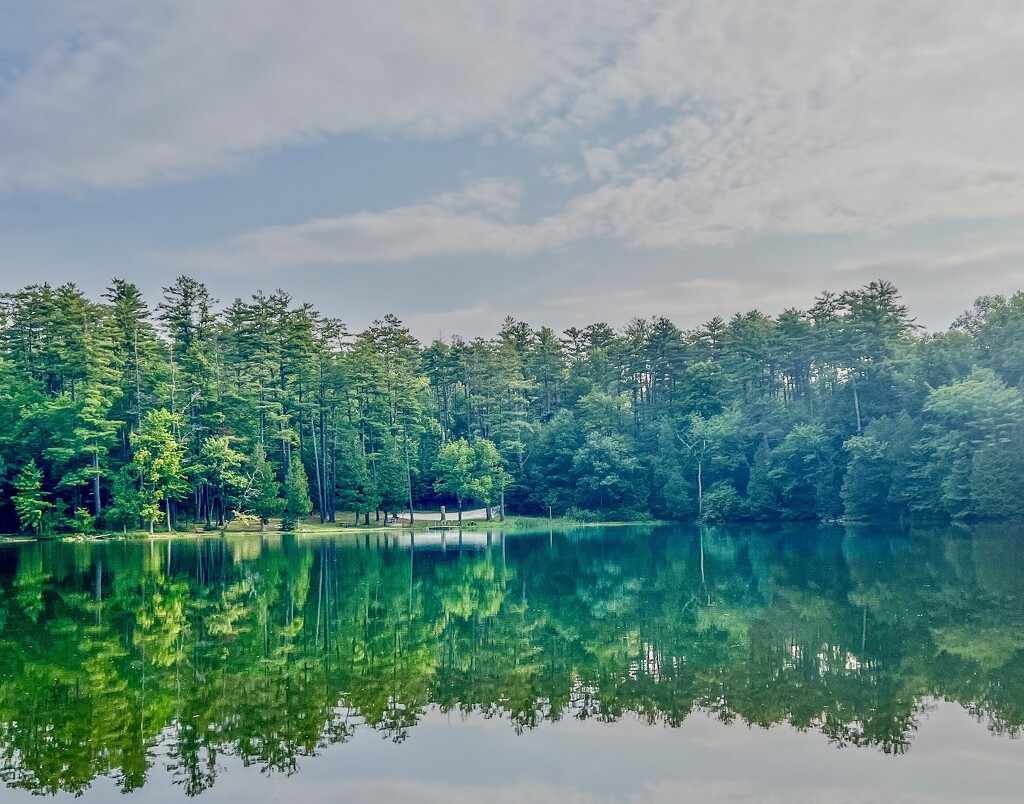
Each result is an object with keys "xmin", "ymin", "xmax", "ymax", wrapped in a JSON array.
[
  {"xmin": 5, "ymin": 0, "xmax": 1024, "ymax": 334},
  {"xmin": 558, "ymin": 2, "xmax": 1024, "ymax": 246},
  {"xmin": 0, "ymin": 0, "xmax": 652, "ymax": 193},
  {"xmin": 178, "ymin": 179, "xmax": 575, "ymax": 272},
  {"xmin": 160, "ymin": 1, "xmax": 1024, "ymax": 271}
]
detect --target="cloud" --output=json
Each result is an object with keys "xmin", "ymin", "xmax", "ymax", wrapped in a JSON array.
[
  {"xmin": 553, "ymin": 1, "xmax": 1024, "ymax": 247},
  {"xmin": 7, "ymin": 0, "xmax": 1024, "ymax": 330},
  {"xmin": 837, "ymin": 228, "xmax": 1024, "ymax": 275},
  {"xmin": 268, "ymin": 776, "xmax": 1024, "ymax": 804},
  {"xmin": 172, "ymin": 1, "xmax": 1024, "ymax": 271},
  {"xmin": 0, "ymin": 0, "xmax": 653, "ymax": 193},
  {"xmin": 178, "ymin": 179, "xmax": 575, "ymax": 272}
]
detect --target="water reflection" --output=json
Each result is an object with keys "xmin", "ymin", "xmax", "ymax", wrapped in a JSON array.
[{"xmin": 0, "ymin": 523, "xmax": 1022, "ymax": 796}]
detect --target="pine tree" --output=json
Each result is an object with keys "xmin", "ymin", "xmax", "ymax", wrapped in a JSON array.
[
  {"xmin": 13, "ymin": 460, "xmax": 51, "ymax": 535},
  {"xmin": 246, "ymin": 443, "xmax": 284, "ymax": 533},
  {"xmin": 281, "ymin": 456, "xmax": 312, "ymax": 531},
  {"xmin": 104, "ymin": 279, "xmax": 166, "ymax": 439}
]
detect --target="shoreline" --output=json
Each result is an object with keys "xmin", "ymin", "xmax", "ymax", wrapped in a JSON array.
[{"xmin": 0, "ymin": 515, "xmax": 664, "ymax": 543}]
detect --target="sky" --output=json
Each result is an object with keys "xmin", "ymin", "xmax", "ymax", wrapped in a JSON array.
[{"xmin": 2, "ymin": 0, "xmax": 1024, "ymax": 340}]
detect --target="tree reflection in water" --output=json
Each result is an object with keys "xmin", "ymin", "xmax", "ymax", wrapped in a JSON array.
[{"xmin": 0, "ymin": 523, "xmax": 1022, "ymax": 796}]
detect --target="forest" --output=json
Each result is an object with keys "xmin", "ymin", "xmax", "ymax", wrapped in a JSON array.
[{"xmin": 0, "ymin": 276, "xmax": 1022, "ymax": 535}]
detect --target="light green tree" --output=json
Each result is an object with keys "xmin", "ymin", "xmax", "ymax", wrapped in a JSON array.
[
  {"xmin": 471, "ymin": 438, "xmax": 512, "ymax": 521},
  {"xmin": 923, "ymin": 368, "xmax": 1024, "ymax": 517},
  {"xmin": 130, "ymin": 409, "xmax": 187, "ymax": 534},
  {"xmin": 434, "ymin": 437, "xmax": 510, "ymax": 522},
  {"xmin": 197, "ymin": 435, "xmax": 246, "ymax": 527},
  {"xmin": 434, "ymin": 439, "xmax": 476, "ymax": 523},
  {"xmin": 676, "ymin": 407, "xmax": 744, "ymax": 518}
]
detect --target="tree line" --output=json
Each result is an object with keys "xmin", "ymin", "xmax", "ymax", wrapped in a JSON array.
[{"xmin": 0, "ymin": 276, "xmax": 1022, "ymax": 533}]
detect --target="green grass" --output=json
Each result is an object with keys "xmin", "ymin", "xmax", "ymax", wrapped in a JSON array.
[{"xmin": 2, "ymin": 512, "xmax": 662, "ymax": 542}]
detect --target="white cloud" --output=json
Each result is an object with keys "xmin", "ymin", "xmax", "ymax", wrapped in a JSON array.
[
  {"xmin": 174, "ymin": 1, "xmax": 1024, "ymax": 271},
  {"xmin": 581, "ymin": 147, "xmax": 620, "ymax": 181},
  {"xmin": 7, "ymin": 0, "xmax": 1024, "ymax": 315},
  {"xmin": 557, "ymin": 1, "xmax": 1024, "ymax": 246},
  {"xmin": 0, "ymin": 0, "xmax": 653, "ymax": 193},
  {"xmin": 179, "ymin": 179, "xmax": 574, "ymax": 272}
]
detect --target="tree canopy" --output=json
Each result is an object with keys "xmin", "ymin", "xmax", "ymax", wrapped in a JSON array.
[{"xmin": 0, "ymin": 277, "xmax": 1022, "ymax": 533}]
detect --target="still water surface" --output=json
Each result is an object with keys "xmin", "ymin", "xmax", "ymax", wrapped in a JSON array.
[{"xmin": 0, "ymin": 524, "xmax": 1022, "ymax": 802}]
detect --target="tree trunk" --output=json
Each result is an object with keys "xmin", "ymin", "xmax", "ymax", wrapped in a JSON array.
[
  {"xmin": 312, "ymin": 409, "xmax": 325, "ymax": 523},
  {"xmin": 329, "ymin": 407, "xmax": 338, "ymax": 523},
  {"xmin": 404, "ymin": 430, "xmax": 414, "ymax": 525},
  {"xmin": 92, "ymin": 450, "xmax": 102, "ymax": 518},
  {"xmin": 852, "ymin": 374, "xmax": 863, "ymax": 434},
  {"xmin": 697, "ymin": 460, "xmax": 703, "ymax": 517}
]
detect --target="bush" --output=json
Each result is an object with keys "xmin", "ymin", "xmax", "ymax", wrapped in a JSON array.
[
  {"xmin": 564, "ymin": 506, "xmax": 601, "ymax": 523},
  {"xmin": 69, "ymin": 507, "xmax": 96, "ymax": 534},
  {"xmin": 606, "ymin": 508, "xmax": 653, "ymax": 523},
  {"xmin": 700, "ymin": 482, "xmax": 744, "ymax": 523}
]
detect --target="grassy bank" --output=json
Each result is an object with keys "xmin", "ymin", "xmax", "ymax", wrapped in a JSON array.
[{"xmin": 1, "ymin": 513, "xmax": 663, "ymax": 542}]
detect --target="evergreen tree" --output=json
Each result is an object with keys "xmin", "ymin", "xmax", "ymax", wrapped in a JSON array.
[
  {"xmin": 281, "ymin": 456, "xmax": 312, "ymax": 531},
  {"xmin": 12, "ymin": 460, "xmax": 51, "ymax": 535},
  {"xmin": 0, "ymin": 276, "xmax": 1022, "ymax": 527},
  {"xmin": 246, "ymin": 443, "xmax": 284, "ymax": 532}
]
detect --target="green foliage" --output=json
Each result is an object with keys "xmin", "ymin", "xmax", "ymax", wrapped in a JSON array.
[
  {"xmin": 0, "ymin": 524, "xmax": 1022, "ymax": 794},
  {"xmin": 130, "ymin": 409, "xmax": 187, "ymax": 533},
  {"xmin": 969, "ymin": 440, "xmax": 1024, "ymax": 519},
  {"xmin": 700, "ymin": 482, "xmax": 744, "ymax": 522},
  {"xmin": 571, "ymin": 431, "xmax": 644, "ymax": 512},
  {"xmin": 281, "ymin": 456, "xmax": 312, "ymax": 530},
  {"xmin": 374, "ymin": 438, "xmax": 408, "ymax": 517},
  {"xmin": 747, "ymin": 423, "xmax": 842, "ymax": 521},
  {"xmin": 922, "ymin": 368, "xmax": 1024, "ymax": 518},
  {"xmin": 246, "ymin": 443, "xmax": 284, "ymax": 530},
  {"xmin": 432, "ymin": 437, "xmax": 510, "ymax": 519},
  {"xmin": 196, "ymin": 435, "xmax": 246, "ymax": 525},
  {"xmin": 841, "ymin": 413, "xmax": 924, "ymax": 519},
  {"xmin": 105, "ymin": 468, "xmax": 143, "ymax": 533},
  {"xmin": 1, "ymin": 277, "xmax": 1023, "ymax": 529},
  {"xmin": 12, "ymin": 460, "xmax": 51, "ymax": 535}
]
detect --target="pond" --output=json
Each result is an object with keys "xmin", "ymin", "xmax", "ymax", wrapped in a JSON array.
[{"xmin": 0, "ymin": 523, "xmax": 1022, "ymax": 802}]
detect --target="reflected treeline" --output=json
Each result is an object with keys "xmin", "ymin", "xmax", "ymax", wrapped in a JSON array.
[{"xmin": 1, "ymin": 524, "xmax": 1023, "ymax": 796}]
